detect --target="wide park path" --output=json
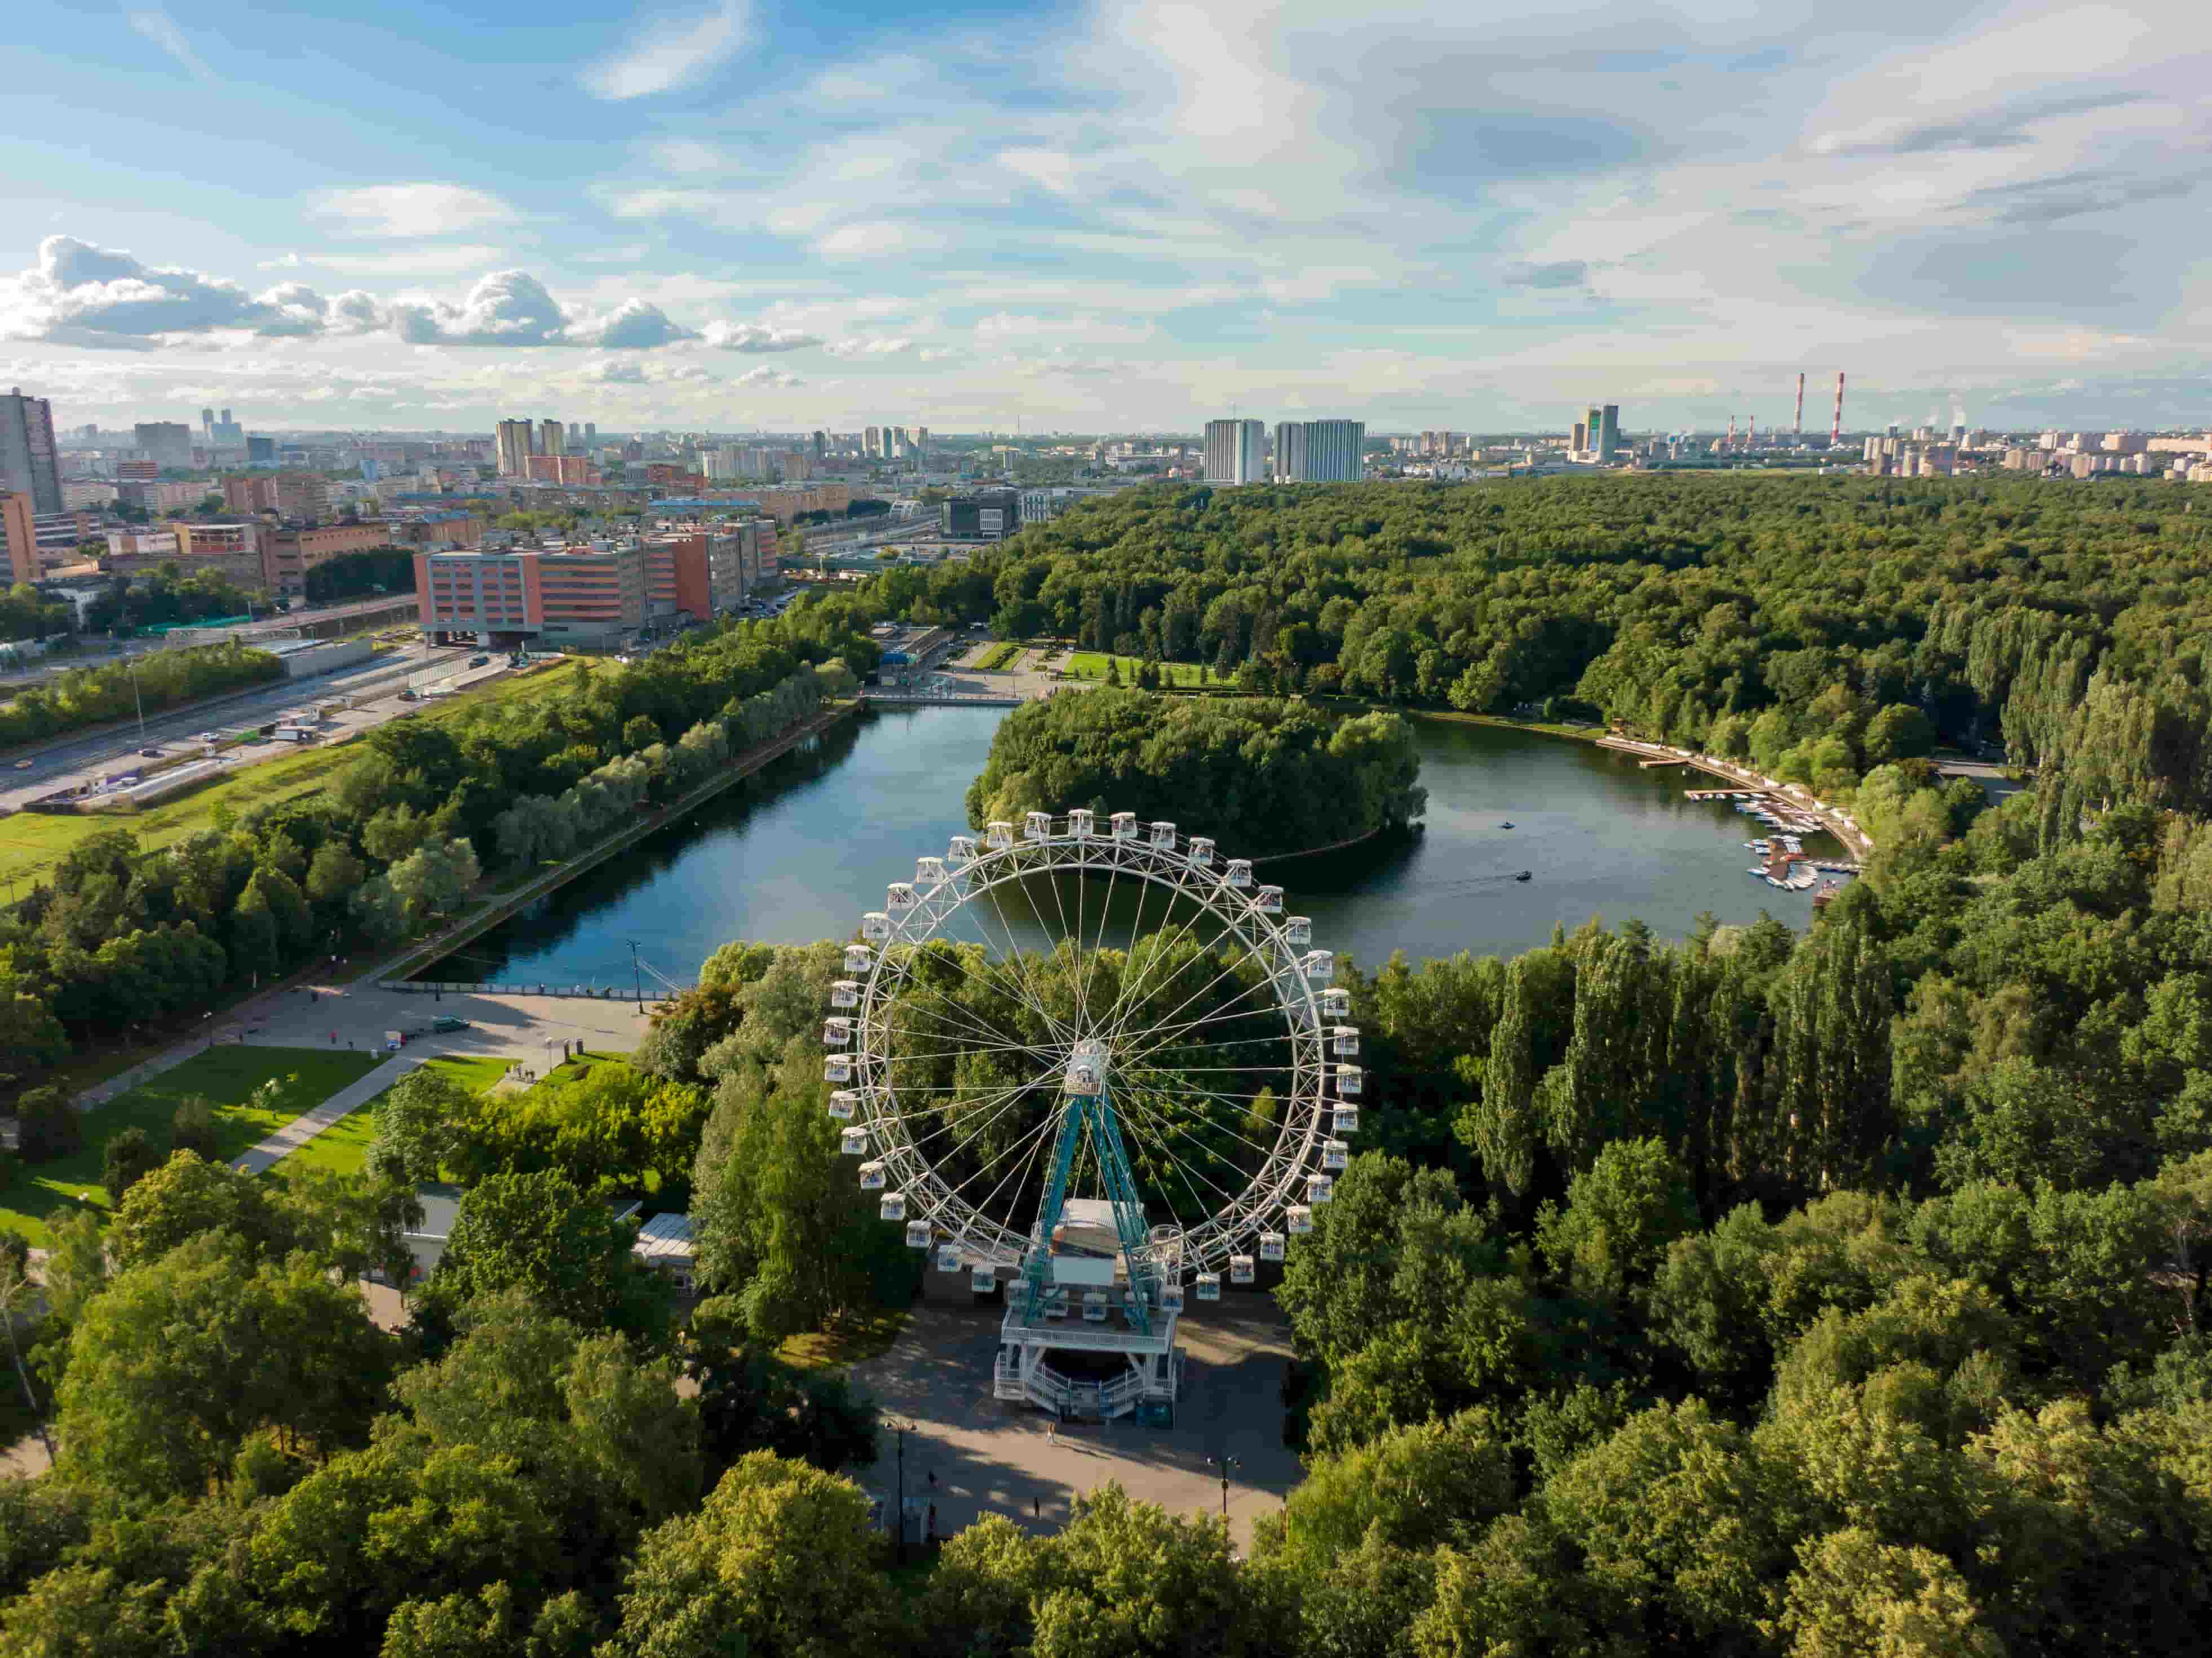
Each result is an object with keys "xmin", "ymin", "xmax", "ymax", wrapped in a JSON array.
[{"xmin": 850, "ymin": 1284, "xmax": 1303, "ymax": 1553}]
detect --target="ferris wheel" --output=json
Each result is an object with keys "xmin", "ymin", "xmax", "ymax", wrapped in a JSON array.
[{"xmin": 820, "ymin": 810, "xmax": 1362, "ymax": 1320}]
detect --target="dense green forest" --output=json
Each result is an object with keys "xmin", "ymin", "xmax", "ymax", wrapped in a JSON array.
[
  {"xmin": 12, "ymin": 475, "xmax": 2212, "ymax": 1655},
  {"xmin": 965, "ymin": 688, "xmax": 1427, "ymax": 856},
  {"xmin": 873, "ymin": 475, "xmax": 2212, "ymax": 816},
  {"xmin": 0, "ymin": 593, "xmax": 883, "ymax": 1104}
]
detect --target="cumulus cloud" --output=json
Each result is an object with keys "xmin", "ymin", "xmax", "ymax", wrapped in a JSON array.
[
  {"xmin": 0, "ymin": 235, "xmax": 361, "ymax": 346},
  {"xmin": 310, "ymin": 183, "xmax": 517, "ymax": 238},
  {"xmin": 733, "ymin": 365, "xmax": 802, "ymax": 388},
  {"xmin": 388, "ymin": 270, "xmax": 569, "ymax": 346},
  {"xmin": 582, "ymin": 1, "xmax": 750, "ymax": 100},
  {"xmin": 824, "ymin": 335, "xmax": 914, "ymax": 359},
  {"xmin": 701, "ymin": 321, "xmax": 820, "ymax": 352},
  {"xmin": 572, "ymin": 297, "xmax": 698, "ymax": 348}
]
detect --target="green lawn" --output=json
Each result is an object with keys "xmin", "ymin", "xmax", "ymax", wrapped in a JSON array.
[
  {"xmin": 973, "ymin": 642, "xmax": 1021, "ymax": 671},
  {"xmin": 277, "ymin": 1052, "xmax": 514, "ymax": 1179},
  {"xmin": 540, "ymin": 1048, "xmax": 636, "ymax": 1089},
  {"xmin": 1061, "ymin": 653, "xmax": 1231, "ymax": 688},
  {"xmin": 778, "ymin": 1307, "xmax": 908, "ymax": 1370},
  {"xmin": 0, "ymin": 1046, "xmax": 382, "ymax": 1244}
]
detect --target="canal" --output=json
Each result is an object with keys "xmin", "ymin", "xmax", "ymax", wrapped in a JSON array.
[{"xmin": 427, "ymin": 705, "xmax": 1844, "ymax": 987}]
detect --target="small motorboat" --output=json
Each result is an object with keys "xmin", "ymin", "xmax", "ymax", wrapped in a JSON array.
[
  {"xmin": 1514, "ymin": 870, "xmax": 1532, "ymax": 882},
  {"xmin": 1500, "ymin": 821, "xmax": 1514, "ymax": 829}
]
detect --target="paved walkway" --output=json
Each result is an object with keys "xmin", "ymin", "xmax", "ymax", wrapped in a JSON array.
[
  {"xmin": 850, "ymin": 1286, "xmax": 1301, "ymax": 1551},
  {"xmin": 230, "ymin": 1055, "xmax": 409, "ymax": 1174},
  {"xmin": 221, "ymin": 983, "xmax": 656, "ymax": 1173}
]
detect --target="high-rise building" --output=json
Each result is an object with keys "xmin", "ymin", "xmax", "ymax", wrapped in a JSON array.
[
  {"xmin": 247, "ymin": 436, "xmax": 276, "ymax": 466},
  {"xmin": 496, "ymin": 419, "xmax": 534, "ymax": 477},
  {"xmin": 915, "ymin": 427, "xmax": 930, "ymax": 452},
  {"xmin": 585, "ymin": 422, "xmax": 597, "ymax": 448},
  {"xmin": 1203, "ymin": 419, "xmax": 1267, "ymax": 484},
  {"xmin": 812, "ymin": 430, "xmax": 827, "ymax": 461},
  {"xmin": 539, "ymin": 419, "xmax": 565, "ymax": 458},
  {"xmin": 2, "ymin": 491, "xmax": 37, "ymax": 584},
  {"xmin": 1580, "ymin": 404, "xmax": 1620, "ymax": 460},
  {"xmin": 1, "ymin": 387, "xmax": 63, "ymax": 514},
  {"xmin": 567, "ymin": 422, "xmax": 581, "ymax": 446},
  {"xmin": 200, "ymin": 406, "xmax": 215, "ymax": 437},
  {"xmin": 134, "ymin": 421, "xmax": 194, "ymax": 469},
  {"xmin": 864, "ymin": 426, "xmax": 882, "ymax": 459},
  {"xmin": 1572, "ymin": 421, "xmax": 1588, "ymax": 453},
  {"xmin": 1274, "ymin": 419, "xmax": 1364, "ymax": 483}
]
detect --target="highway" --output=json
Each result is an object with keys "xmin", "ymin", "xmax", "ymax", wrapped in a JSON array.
[{"xmin": 0, "ymin": 640, "xmax": 497, "ymax": 814}]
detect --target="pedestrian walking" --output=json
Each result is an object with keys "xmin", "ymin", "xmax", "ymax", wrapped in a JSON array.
[
  {"xmin": 1033, "ymin": 1495, "xmax": 1041, "ymax": 1518},
  {"xmin": 926, "ymin": 1503, "xmax": 937, "ymax": 1544},
  {"xmin": 1046, "ymin": 1418, "xmax": 1058, "ymax": 1444}
]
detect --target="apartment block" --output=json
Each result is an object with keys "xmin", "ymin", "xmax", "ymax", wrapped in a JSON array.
[
  {"xmin": 223, "ymin": 474, "xmax": 279, "ymax": 514},
  {"xmin": 273, "ymin": 472, "xmax": 331, "ymax": 523},
  {"xmin": 263, "ymin": 522, "xmax": 390, "ymax": 595},
  {"xmin": 644, "ymin": 530, "xmax": 749, "ymax": 620},
  {"xmin": 174, "ymin": 521, "xmax": 266, "ymax": 587},
  {"xmin": 417, "ymin": 544, "xmax": 648, "ymax": 647},
  {"xmin": 525, "ymin": 454, "xmax": 601, "ymax": 485},
  {"xmin": 2, "ymin": 492, "xmax": 36, "ymax": 584},
  {"xmin": 1, "ymin": 388, "xmax": 62, "ymax": 514}
]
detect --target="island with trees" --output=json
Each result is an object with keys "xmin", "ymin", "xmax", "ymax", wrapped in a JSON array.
[{"xmin": 965, "ymin": 687, "xmax": 1427, "ymax": 859}]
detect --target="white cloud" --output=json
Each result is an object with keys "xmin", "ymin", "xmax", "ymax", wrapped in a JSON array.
[
  {"xmin": 572, "ymin": 297, "xmax": 698, "ymax": 349},
  {"xmin": 126, "ymin": 11, "xmax": 211, "ymax": 81},
  {"xmin": 389, "ymin": 270, "xmax": 568, "ymax": 346},
  {"xmin": 817, "ymin": 222, "xmax": 949, "ymax": 261},
  {"xmin": 310, "ymin": 183, "xmax": 516, "ymax": 238},
  {"xmin": 734, "ymin": 365, "xmax": 802, "ymax": 388},
  {"xmin": 581, "ymin": 1, "xmax": 750, "ymax": 100},
  {"xmin": 701, "ymin": 321, "xmax": 821, "ymax": 352},
  {"xmin": 824, "ymin": 336, "xmax": 915, "ymax": 359},
  {"xmin": 0, "ymin": 235, "xmax": 356, "ymax": 345}
]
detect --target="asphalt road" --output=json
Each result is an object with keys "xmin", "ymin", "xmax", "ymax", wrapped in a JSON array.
[{"xmin": 0, "ymin": 643, "xmax": 491, "ymax": 812}]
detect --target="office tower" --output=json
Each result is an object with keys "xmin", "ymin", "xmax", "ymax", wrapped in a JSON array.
[
  {"xmin": 495, "ymin": 419, "xmax": 534, "ymax": 477},
  {"xmin": 812, "ymin": 430, "xmax": 826, "ymax": 461},
  {"xmin": 539, "ymin": 419, "xmax": 565, "ymax": 458},
  {"xmin": 864, "ymin": 426, "xmax": 882, "ymax": 458},
  {"xmin": 220, "ymin": 408, "xmax": 231, "ymax": 426},
  {"xmin": 1582, "ymin": 404, "xmax": 1619, "ymax": 460},
  {"xmin": 1203, "ymin": 419, "xmax": 1266, "ymax": 484},
  {"xmin": 1572, "ymin": 421, "xmax": 1587, "ymax": 453},
  {"xmin": 567, "ymin": 422, "xmax": 581, "ymax": 446},
  {"xmin": 200, "ymin": 406, "xmax": 215, "ymax": 438},
  {"xmin": 1, "ymin": 387, "xmax": 63, "ymax": 514},
  {"xmin": 585, "ymin": 422, "xmax": 597, "ymax": 448},
  {"xmin": 1274, "ymin": 419, "xmax": 1364, "ymax": 482},
  {"xmin": 915, "ymin": 427, "xmax": 929, "ymax": 452},
  {"xmin": 134, "ymin": 421, "xmax": 194, "ymax": 470}
]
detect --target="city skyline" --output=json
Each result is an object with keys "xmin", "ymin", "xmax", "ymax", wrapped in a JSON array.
[{"xmin": 1, "ymin": 3, "xmax": 2205, "ymax": 434}]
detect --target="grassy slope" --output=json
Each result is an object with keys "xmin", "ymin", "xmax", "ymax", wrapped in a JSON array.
[
  {"xmin": 1061, "ymin": 653, "xmax": 1229, "ymax": 688},
  {"xmin": 0, "ymin": 1046, "xmax": 382, "ymax": 1244}
]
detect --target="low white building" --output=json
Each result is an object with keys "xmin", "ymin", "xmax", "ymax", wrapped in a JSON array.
[{"xmin": 632, "ymin": 1211, "xmax": 698, "ymax": 1297}]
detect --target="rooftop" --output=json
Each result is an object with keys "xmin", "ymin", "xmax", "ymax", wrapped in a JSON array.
[{"xmin": 632, "ymin": 1210, "xmax": 696, "ymax": 1264}]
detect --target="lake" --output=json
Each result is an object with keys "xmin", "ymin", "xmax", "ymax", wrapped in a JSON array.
[{"xmin": 429, "ymin": 705, "xmax": 1843, "ymax": 988}]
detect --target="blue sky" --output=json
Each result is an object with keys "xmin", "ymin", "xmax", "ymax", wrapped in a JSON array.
[{"xmin": 1, "ymin": 1, "xmax": 2205, "ymax": 434}]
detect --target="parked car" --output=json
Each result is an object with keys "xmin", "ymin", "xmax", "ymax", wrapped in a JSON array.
[
  {"xmin": 469, "ymin": 653, "xmax": 490, "ymax": 667},
  {"xmin": 140, "ymin": 746, "xmax": 162, "ymax": 758},
  {"xmin": 429, "ymin": 1015, "xmax": 472, "ymax": 1033}
]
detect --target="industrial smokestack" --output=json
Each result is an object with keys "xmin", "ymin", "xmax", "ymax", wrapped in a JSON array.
[
  {"xmin": 1727, "ymin": 415, "xmax": 1737, "ymax": 450},
  {"xmin": 1749, "ymin": 417, "xmax": 1757, "ymax": 449},
  {"xmin": 1794, "ymin": 373, "xmax": 1805, "ymax": 435},
  {"xmin": 1830, "ymin": 373, "xmax": 1844, "ymax": 445}
]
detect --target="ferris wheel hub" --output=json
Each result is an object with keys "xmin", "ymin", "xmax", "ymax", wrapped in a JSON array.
[{"xmin": 1061, "ymin": 1038, "xmax": 1110, "ymax": 1095}]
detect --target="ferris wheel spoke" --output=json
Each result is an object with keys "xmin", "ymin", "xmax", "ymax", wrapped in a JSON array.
[
  {"xmin": 944, "ymin": 1101, "xmax": 1068, "ymax": 1245},
  {"xmin": 1108, "ymin": 929, "xmax": 1278, "ymax": 1060},
  {"xmin": 896, "ymin": 1073, "xmax": 1053, "ymax": 1165},
  {"xmin": 1118, "ymin": 1070, "xmax": 1294, "ymax": 1168},
  {"xmin": 1109, "ymin": 961, "xmax": 1285, "ymax": 1076},
  {"xmin": 887, "ymin": 986, "xmax": 1058, "ymax": 1062},
  {"xmin": 886, "ymin": 975, "xmax": 1048, "ymax": 1057},
  {"xmin": 1089, "ymin": 867, "xmax": 1209, "ymax": 1058},
  {"xmin": 1110, "ymin": 1086, "xmax": 1261, "ymax": 1221},
  {"xmin": 1092, "ymin": 868, "xmax": 1221, "ymax": 1041},
  {"xmin": 1078, "ymin": 848, "xmax": 1126, "ymax": 1038},
  {"xmin": 967, "ymin": 870, "xmax": 1074, "ymax": 1045},
  {"xmin": 1109, "ymin": 972, "xmax": 1285, "ymax": 1062},
  {"xmin": 1114, "ymin": 969, "xmax": 1291, "ymax": 1076}
]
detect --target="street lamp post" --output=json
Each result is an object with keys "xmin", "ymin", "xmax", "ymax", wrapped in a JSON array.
[
  {"xmin": 1205, "ymin": 1454, "xmax": 1241, "ymax": 1526},
  {"xmin": 887, "ymin": 1417, "xmax": 916, "ymax": 1566},
  {"xmin": 125, "ymin": 660, "xmax": 146, "ymax": 745},
  {"xmin": 628, "ymin": 940, "xmax": 644, "ymax": 1010}
]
